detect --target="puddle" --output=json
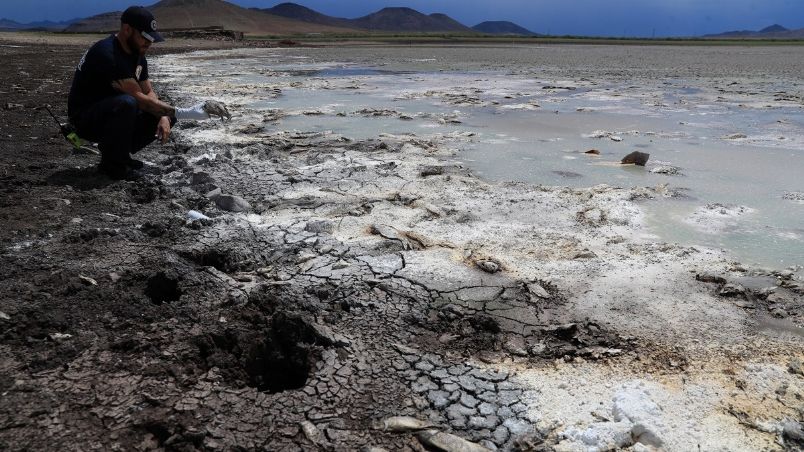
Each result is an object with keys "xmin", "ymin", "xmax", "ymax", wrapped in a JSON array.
[{"xmin": 156, "ymin": 49, "xmax": 804, "ymax": 269}]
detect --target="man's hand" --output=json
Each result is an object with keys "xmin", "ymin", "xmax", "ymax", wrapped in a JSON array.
[{"xmin": 156, "ymin": 116, "xmax": 171, "ymax": 144}]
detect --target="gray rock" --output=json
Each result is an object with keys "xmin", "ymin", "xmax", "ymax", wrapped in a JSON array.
[
  {"xmin": 214, "ymin": 194, "xmax": 251, "ymax": 212},
  {"xmin": 621, "ymin": 151, "xmax": 650, "ymax": 166},
  {"xmin": 719, "ymin": 283, "xmax": 746, "ymax": 297},
  {"xmin": 305, "ymin": 220, "xmax": 335, "ymax": 234},
  {"xmin": 190, "ymin": 171, "xmax": 214, "ymax": 185}
]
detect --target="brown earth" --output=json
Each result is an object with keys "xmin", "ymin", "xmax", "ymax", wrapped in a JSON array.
[{"xmin": 0, "ymin": 34, "xmax": 550, "ymax": 451}]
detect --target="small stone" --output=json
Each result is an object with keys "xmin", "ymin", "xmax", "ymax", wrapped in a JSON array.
[
  {"xmin": 719, "ymin": 283, "xmax": 746, "ymax": 297},
  {"xmin": 305, "ymin": 220, "xmax": 335, "ymax": 234},
  {"xmin": 572, "ymin": 251, "xmax": 597, "ymax": 259},
  {"xmin": 584, "ymin": 149, "xmax": 600, "ymax": 155}
]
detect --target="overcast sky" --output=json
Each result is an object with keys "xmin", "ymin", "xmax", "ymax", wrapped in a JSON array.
[{"xmin": 2, "ymin": 0, "xmax": 803, "ymax": 37}]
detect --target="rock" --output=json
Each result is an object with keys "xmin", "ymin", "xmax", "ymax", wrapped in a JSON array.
[
  {"xmin": 788, "ymin": 358, "xmax": 803, "ymax": 376},
  {"xmin": 214, "ymin": 194, "xmax": 251, "ymax": 213},
  {"xmin": 771, "ymin": 307, "xmax": 788, "ymax": 318},
  {"xmin": 374, "ymin": 416, "xmax": 437, "ymax": 432},
  {"xmin": 572, "ymin": 251, "xmax": 597, "ymax": 259},
  {"xmin": 782, "ymin": 420, "xmax": 804, "ymax": 446},
  {"xmin": 476, "ymin": 260, "xmax": 500, "ymax": 273},
  {"xmin": 621, "ymin": 151, "xmax": 650, "ymax": 166},
  {"xmin": 416, "ymin": 430, "xmax": 492, "ymax": 452},
  {"xmin": 190, "ymin": 171, "xmax": 214, "ymax": 185},
  {"xmin": 584, "ymin": 149, "xmax": 600, "ymax": 155},
  {"xmin": 420, "ymin": 165, "xmax": 445, "ymax": 177},
  {"xmin": 305, "ymin": 220, "xmax": 335, "ymax": 234},
  {"xmin": 650, "ymin": 165, "xmax": 681, "ymax": 175},
  {"xmin": 612, "ymin": 384, "xmax": 665, "ymax": 448},
  {"xmin": 719, "ymin": 283, "xmax": 746, "ymax": 297},
  {"xmin": 695, "ymin": 274, "xmax": 727, "ymax": 285}
]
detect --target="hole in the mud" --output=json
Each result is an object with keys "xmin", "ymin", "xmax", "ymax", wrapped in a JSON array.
[
  {"xmin": 245, "ymin": 338, "xmax": 310, "ymax": 393},
  {"xmin": 145, "ymin": 272, "xmax": 182, "ymax": 305},
  {"xmin": 194, "ymin": 313, "xmax": 325, "ymax": 393},
  {"xmin": 186, "ymin": 248, "xmax": 256, "ymax": 273}
]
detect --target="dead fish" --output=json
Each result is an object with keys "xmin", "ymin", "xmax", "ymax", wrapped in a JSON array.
[
  {"xmin": 203, "ymin": 100, "xmax": 232, "ymax": 121},
  {"xmin": 299, "ymin": 421, "xmax": 326, "ymax": 446},
  {"xmin": 476, "ymin": 260, "xmax": 500, "ymax": 273},
  {"xmin": 416, "ymin": 430, "xmax": 492, "ymax": 452},
  {"xmin": 374, "ymin": 416, "xmax": 437, "ymax": 432}
]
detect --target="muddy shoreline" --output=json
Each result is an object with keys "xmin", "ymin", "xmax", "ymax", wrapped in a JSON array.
[{"xmin": 1, "ymin": 35, "xmax": 803, "ymax": 451}]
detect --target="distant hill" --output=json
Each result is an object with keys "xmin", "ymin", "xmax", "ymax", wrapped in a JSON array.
[
  {"xmin": 705, "ymin": 24, "xmax": 804, "ymax": 38},
  {"xmin": 472, "ymin": 21, "xmax": 538, "ymax": 36},
  {"xmin": 263, "ymin": 3, "xmax": 474, "ymax": 33},
  {"xmin": 351, "ymin": 7, "xmax": 473, "ymax": 32},
  {"xmin": 64, "ymin": 0, "xmax": 359, "ymax": 35},
  {"xmin": 264, "ymin": 3, "xmax": 353, "ymax": 28},
  {"xmin": 0, "ymin": 17, "xmax": 75, "ymax": 31}
]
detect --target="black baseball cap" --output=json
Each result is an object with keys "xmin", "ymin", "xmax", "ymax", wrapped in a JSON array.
[{"xmin": 121, "ymin": 6, "xmax": 164, "ymax": 43}]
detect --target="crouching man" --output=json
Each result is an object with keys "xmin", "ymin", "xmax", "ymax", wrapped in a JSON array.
[{"xmin": 67, "ymin": 5, "xmax": 230, "ymax": 180}]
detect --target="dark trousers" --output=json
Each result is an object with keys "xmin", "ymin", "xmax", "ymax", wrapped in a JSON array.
[{"xmin": 72, "ymin": 94, "xmax": 175, "ymax": 169}]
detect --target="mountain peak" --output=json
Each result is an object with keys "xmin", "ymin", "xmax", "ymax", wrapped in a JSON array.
[{"xmin": 759, "ymin": 24, "xmax": 788, "ymax": 33}]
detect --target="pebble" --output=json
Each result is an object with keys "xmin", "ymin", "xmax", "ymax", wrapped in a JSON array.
[{"xmin": 476, "ymin": 260, "xmax": 500, "ymax": 273}]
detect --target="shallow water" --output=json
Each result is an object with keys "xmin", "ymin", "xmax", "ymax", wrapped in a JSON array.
[{"xmin": 162, "ymin": 47, "xmax": 804, "ymax": 269}]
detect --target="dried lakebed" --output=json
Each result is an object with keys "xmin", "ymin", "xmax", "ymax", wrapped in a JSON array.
[
  {"xmin": 2, "ymin": 44, "xmax": 801, "ymax": 451},
  {"xmin": 144, "ymin": 46, "xmax": 803, "ymax": 450}
]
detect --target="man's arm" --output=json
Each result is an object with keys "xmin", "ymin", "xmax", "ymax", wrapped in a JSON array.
[{"xmin": 112, "ymin": 78, "xmax": 175, "ymax": 117}]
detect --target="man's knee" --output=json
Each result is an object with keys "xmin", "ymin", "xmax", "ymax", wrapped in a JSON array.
[{"xmin": 112, "ymin": 94, "xmax": 139, "ymax": 116}]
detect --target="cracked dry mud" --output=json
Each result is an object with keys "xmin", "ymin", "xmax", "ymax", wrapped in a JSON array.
[{"xmin": 1, "ymin": 38, "xmax": 803, "ymax": 451}]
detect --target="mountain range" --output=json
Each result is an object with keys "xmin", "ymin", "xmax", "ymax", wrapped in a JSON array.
[
  {"xmin": 0, "ymin": 18, "xmax": 77, "ymax": 31},
  {"xmin": 61, "ymin": 0, "xmax": 537, "ymax": 36},
  {"xmin": 705, "ymin": 24, "xmax": 804, "ymax": 38}
]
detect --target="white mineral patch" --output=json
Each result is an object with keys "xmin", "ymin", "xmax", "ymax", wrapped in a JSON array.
[{"xmin": 683, "ymin": 203, "xmax": 755, "ymax": 234}]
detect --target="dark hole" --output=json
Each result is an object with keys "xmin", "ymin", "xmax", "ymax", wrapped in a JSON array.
[
  {"xmin": 145, "ymin": 272, "xmax": 182, "ymax": 305},
  {"xmin": 245, "ymin": 339, "xmax": 310, "ymax": 393}
]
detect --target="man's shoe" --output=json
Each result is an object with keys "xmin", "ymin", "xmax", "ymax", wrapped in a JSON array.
[
  {"xmin": 98, "ymin": 163, "xmax": 143, "ymax": 181},
  {"xmin": 126, "ymin": 156, "xmax": 144, "ymax": 169}
]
